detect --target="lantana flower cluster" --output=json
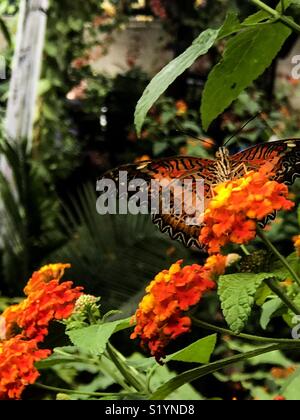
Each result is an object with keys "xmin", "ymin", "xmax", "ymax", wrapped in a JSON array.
[
  {"xmin": 293, "ymin": 235, "xmax": 300, "ymax": 256},
  {"xmin": 131, "ymin": 255, "xmax": 227, "ymax": 361},
  {"xmin": 0, "ymin": 264, "xmax": 82, "ymax": 400},
  {"xmin": 199, "ymin": 169, "xmax": 294, "ymax": 253}
]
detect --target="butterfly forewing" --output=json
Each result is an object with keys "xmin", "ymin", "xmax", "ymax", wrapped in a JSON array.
[
  {"xmin": 103, "ymin": 156, "xmax": 217, "ymax": 250},
  {"xmin": 230, "ymin": 139, "xmax": 300, "ymax": 184}
]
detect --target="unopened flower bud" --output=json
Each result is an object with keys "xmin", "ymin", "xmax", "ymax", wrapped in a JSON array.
[
  {"xmin": 226, "ymin": 253, "xmax": 241, "ymax": 267},
  {"xmin": 74, "ymin": 294, "xmax": 100, "ymax": 314}
]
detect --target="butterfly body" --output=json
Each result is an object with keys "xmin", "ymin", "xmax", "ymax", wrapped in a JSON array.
[{"xmin": 102, "ymin": 139, "xmax": 300, "ymax": 250}]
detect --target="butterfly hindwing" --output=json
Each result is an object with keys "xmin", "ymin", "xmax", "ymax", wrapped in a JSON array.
[{"xmin": 152, "ymin": 213, "xmax": 204, "ymax": 250}]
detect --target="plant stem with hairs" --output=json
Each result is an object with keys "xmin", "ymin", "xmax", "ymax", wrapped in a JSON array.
[{"xmin": 250, "ymin": 0, "xmax": 300, "ymax": 34}]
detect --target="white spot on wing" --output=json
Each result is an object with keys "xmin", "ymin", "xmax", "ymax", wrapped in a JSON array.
[
  {"xmin": 137, "ymin": 163, "xmax": 149, "ymax": 170},
  {"xmin": 286, "ymin": 141, "xmax": 297, "ymax": 148}
]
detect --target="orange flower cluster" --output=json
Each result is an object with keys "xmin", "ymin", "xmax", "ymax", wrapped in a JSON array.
[
  {"xmin": 175, "ymin": 100, "xmax": 188, "ymax": 116},
  {"xmin": 200, "ymin": 170, "xmax": 294, "ymax": 253},
  {"xmin": 293, "ymin": 235, "xmax": 300, "ymax": 257},
  {"xmin": 0, "ymin": 264, "xmax": 83, "ymax": 400},
  {"xmin": 0, "ymin": 337, "xmax": 50, "ymax": 400},
  {"xmin": 3, "ymin": 264, "xmax": 82, "ymax": 342},
  {"xmin": 271, "ymin": 366, "xmax": 296, "ymax": 380},
  {"xmin": 131, "ymin": 256, "xmax": 226, "ymax": 361}
]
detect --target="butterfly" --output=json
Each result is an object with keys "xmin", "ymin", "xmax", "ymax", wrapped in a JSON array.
[{"xmin": 102, "ymin": 139, "xmax": 300, "ymax": 251}]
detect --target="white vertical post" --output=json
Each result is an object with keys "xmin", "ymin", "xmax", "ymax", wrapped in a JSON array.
[{"xmin": 4, "ymin": 0, "xmax": 49, "ymax": 149}]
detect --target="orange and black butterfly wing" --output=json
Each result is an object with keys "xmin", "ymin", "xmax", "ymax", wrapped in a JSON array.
[
  {"xmin": 230, "ymin": 138, "xmax": 300, "ymax": 184},
  {"xmin": 102, "ymin": 156, "xmax": 217, "ymax": 250},
  {"xmin": 230, "ymin": 139, "xmax": 300, "ymax": 226}
]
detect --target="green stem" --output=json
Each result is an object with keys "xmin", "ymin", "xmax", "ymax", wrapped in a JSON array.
[
  {"xmin": 34, "ymin": 382, "xmax": 133, "ymax": 398},
  {"xmin": 100, "ymin": 355, "xmax": 133, "ymax": 391},
  {"xmin": 257, "ymin": 226, "xmax": 300, "ymax": 288},
  {"xmin": 241, "ymin": 244, "xmax": 251, "ymax": 256},
  {"xmin": 150, "ymin": 343, "xmax": 295, "ymax": 400},
  {"xmin": 106, "ymin": 342, "xmax": 147, "ymax": 394},
  {"xmin": 265, "ymin": 277, "xmax": 300, "ymax": 315},
  {"xmin": 146, "ymin": 365, "xmax": 158, "ymax": 394},
  {"xmin": 41, "ymin": 348, "xmax": 133, "ymax": 392},
  {"xmin": 192, "ymin": 317, "xmax": 300, "ymax": 343},
  {"xmin": 250, "ymin": 0, "xmax": 300, "ymax": 33}
]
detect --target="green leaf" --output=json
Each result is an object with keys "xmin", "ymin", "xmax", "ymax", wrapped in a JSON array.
[
  {"xmin": 149, "ymin": 364, "xmax": 203, "ymax": 400},
  {"xmin": 277, "ymin": 0, "xmax": 300, "ymax": 10},
  {"xmin": 38, "ymin": 79, "xmax": 52, "ymax": 96},
  {"xmin": 243, "ymin": 0, "xmax": 299, "ymax": 26},
  {"xmin": 37, "ymin": 356, "xmax": 76, "ymax": 370},
  {"xmin": 260, "ymin": 298, "xmax": 283, "ymax": 330},
  {"xmin": 134, "ymin": 28, "xmax": 219, "ymax": 135},
  {"xmin": 167, "ymin": 335, "xmax": 217, "ymax": 364},
  {"xmin": 127, "ymin": 352, "xmax": 204, "ymax": 399},
  {"xmin": 225, "ymin": 340, "xmax": 293, "ymax": 367},
  {"xmin": 201, "ymin": 22, "xmax": 291, "ymax": 130},
  {"xmin": 271, "ymin": 252, "xmax": 300, "ymax": 280},
  {"xmin": 249, "ymin": 350, "xmax": 292, "ymax": 367},
  {"xmin": 242, "ymin": 10, "xmax": 270, "ymax": 25},
  {"xmin": 282, "ymin": 293, "xmax": 300, "ymax": 327},
  {"xmin": 67, "ymin": 318, "xmax": 132, "ymax": 356},
  {"xmin": 150, "ymin": 344, "xmax": 281, "ymax": 400},
  {"xmin": 134, "ymin": 12, "xmax": 245, "ymax": 135},
  {"xmin": 37, "ymin": 347, "xmax": 87, "ymax": 369},
  {"xmin": 281, "ymin": 369, "xmax": 300, "ymax": 400},
  {"xmin": 255, "ymin": 283, "xmax": 272, "ymax": 306},
  {"xmin": 113, "ymin": 317, "xmax": 133, "ymax": 333},
  {"xmin": 218, "ymin": 273, "xmax": 272, "ymax": 333},
  {"xmin": 297, "ymin": 205, "xmax": 300, "ymax": 227},
  {"xmin": 0, "ymin": 16, "xmax": 11, "ymax": 47},
  {"xmin": 244, "ymin": 0, "xmax": 297, "ymax": 25},
  {"xmin": 218, "ymin": 12, "xmax": 242, "ymax": 39}
]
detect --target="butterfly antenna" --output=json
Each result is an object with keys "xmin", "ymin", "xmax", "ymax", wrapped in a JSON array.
[
  {"xmin": 223, "ymin": 112, "xmax": 261, "ymax": 147},
  {"xmin": 259, "ymin": 113, "xmax": 278, "ymax": 136},
  {"xmin": 174, "ymin": 122, "xmax": 213, "ymax": 147}
]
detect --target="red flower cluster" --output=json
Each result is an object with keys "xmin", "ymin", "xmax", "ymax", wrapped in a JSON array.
[
  {"xmin": 199, "ymin": 170, "xmax": 294, "ymax": 253},
  {"xmin": 131, "ymin": 256, "xmax": 226, "ymax": 361},
  {"xmin": 0, "ymin": 264, "xmax": 83, "ymax": 399}
]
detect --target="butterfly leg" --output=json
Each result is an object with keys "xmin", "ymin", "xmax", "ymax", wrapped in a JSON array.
[
  {"xmin": 208, "ymin": 182, "xmax": 217, "ymax": 197},
  {"xmin": 231, "ymin": 163, "xmax": 249, "ymax": 179}
]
